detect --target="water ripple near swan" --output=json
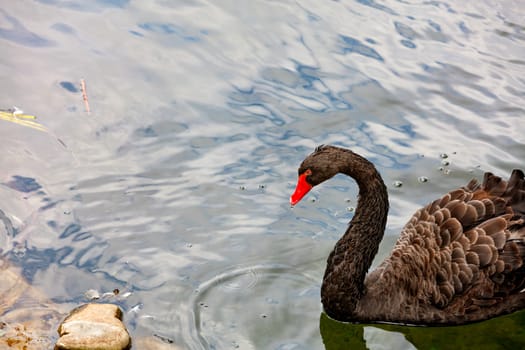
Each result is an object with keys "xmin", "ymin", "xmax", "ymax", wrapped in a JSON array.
[{"xmin": 189, "ymin": 264, "xmax": 320, "ymax": 350}]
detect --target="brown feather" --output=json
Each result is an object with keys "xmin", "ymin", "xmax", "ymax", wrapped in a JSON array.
[
  {"xmin": 476, "ymin": 235, "xmax": 495, "ymax": 246},
  {"xmin": 468, "ymin": 200, "xmax": 486, "ymax": 218},
  {"xmin": 491, "ymin": 231, "xmax": 507, "ymax": 250},
  {"xmin": 461, "ymin": 204, "xmax": 479, "ymax": 227},
  {"xmin": 478, "ymin": 217, "xmax": 507, "ymax": 236},
  {"xmin": 470, "ymin": 244, "xmax": 497, "ymax": 266},
  {"xmin": 465, "ymin": 229, "xmax": 479, "ymax": 244},
  {"xmin": 466, "ymin": 251, "xmax": 480, "ymax": 265}
]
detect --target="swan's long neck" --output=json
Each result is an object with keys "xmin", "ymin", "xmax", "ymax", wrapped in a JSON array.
[{"xmin": 321, "ymin": 153, "xmax": 389, "ymax": 321}]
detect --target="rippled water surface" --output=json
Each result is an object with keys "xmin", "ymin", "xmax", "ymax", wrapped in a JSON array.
[{"xmin": 1, "ymin": 1, "xmax": 525, "ymax": 349}]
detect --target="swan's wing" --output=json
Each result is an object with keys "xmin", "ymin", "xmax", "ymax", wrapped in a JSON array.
[{"xmin": 381, "ymin": 170, "xmax": 525, "ymax": 315}]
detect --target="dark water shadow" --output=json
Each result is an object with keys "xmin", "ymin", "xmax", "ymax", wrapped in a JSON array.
[{"xmin": 320, "ymin": 310, "xmax": 525, "ymax": 350}]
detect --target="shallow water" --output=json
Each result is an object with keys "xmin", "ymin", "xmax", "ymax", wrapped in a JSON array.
[{"xmin": 1, "ymin": 0, "xmax": 525, "ymax": 349}]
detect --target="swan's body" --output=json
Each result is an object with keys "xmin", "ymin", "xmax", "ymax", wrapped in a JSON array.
[{"xmin": 291, "ymin": 145, "xmax": 525, "ymax": 325}]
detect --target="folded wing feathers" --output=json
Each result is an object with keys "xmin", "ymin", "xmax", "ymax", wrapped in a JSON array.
[{"xmin": 394, "ymin": 170, "xmax": 525, "ymax": 309}]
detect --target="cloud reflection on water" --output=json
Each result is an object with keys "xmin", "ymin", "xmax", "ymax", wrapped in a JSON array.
[{"xmin": 1, "ymin": 0, "xmax": 524, "ymax": 348}]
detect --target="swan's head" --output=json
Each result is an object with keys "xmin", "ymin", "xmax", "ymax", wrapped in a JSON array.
[{"xmin": 290, "ymin": 145, "xmax": 343, "ymax": 205}]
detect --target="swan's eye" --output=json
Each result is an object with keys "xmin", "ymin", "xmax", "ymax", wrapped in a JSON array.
[{"xmin": 304, "ymin": 169, "xmax": 313, "ymax": 182}]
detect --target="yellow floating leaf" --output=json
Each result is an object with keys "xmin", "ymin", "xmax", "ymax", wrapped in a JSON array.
[
  {"xmin": 0, "ymin": 110, "xmax": 48, "ymax": 132},
  {"xmin": 13, "ymin": 113, "xmax": 37, "ymax": 120}
]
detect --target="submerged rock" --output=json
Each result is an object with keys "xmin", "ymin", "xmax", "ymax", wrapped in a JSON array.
[
  {"xmin": 55, "ymin": 303, "xmax": 131, "ymax": 350},
  {"xmin": 134, "ymin": 337, "xmax": 185, "ymax": 350},
  {"xmin": 0, "ymin": 258, "xmax": 61, "ymax": 349}
]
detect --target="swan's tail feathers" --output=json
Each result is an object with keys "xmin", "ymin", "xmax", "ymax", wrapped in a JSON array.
[{"xmin": 505, "ymin": 170, "xmax": 525, "ymax": 217}]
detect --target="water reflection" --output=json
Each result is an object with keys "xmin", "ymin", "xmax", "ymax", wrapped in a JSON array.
[
  {"xmin": 0, "ymin": 9, "xmax": 53, "ymax": 47},
  {"xmin": 320, "ymin": 310, "xmax": 525, "ymax": 350},
  {"xmin": 1, "ymin": 0, "xmax": 524, "ymax": 348}
]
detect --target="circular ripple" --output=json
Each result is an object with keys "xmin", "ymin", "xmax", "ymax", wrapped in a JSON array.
[
  {"xmin": 189, "ymin": 264, "xmax": 321, "ymax": 349},
  {"xmin": 215, "ymin": 266, "xmax": 259, "ymax": 292}
]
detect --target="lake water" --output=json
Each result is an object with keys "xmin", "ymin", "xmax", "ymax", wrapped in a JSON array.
[{"xmin": 1, "ymin": 1, "xmax": 524, "ymax": 349}]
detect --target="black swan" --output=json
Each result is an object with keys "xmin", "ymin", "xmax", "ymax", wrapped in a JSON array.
[{"xmin": 290, "ymin": 145, "xmax": 525, "ymax": 325}]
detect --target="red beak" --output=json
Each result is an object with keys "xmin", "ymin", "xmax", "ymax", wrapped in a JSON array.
[{"xmin": 290, "ymin": 173, "xmax": 313, "ymax": 206}]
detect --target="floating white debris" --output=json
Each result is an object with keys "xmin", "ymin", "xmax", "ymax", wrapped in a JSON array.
[
  {"xmin": 120, "ymin": 291, "xmax": 132, "ymax": 299},
  {"xmin": 84, "ymin": 289, "xmax": 100, "ymax": 300}
]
